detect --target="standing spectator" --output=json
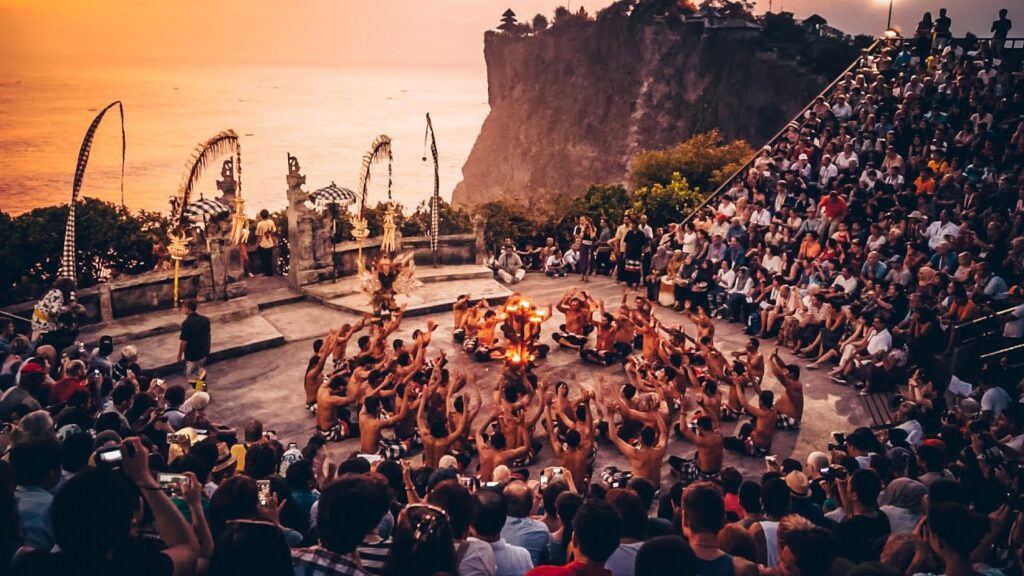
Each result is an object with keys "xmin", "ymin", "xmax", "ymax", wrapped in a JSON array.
[
  {"xmin": 835, "ymin": 469, "xmax": 890, "ymax": 563},
  {"xmin": 255, "ymin": 209, "xmax": 278, "ymax": 276},
  {"xmin": 88, "ymin": 336, "xmax": 114, "ymax": 380},
  {"xmin": 292, "ymin": 475, "xmax": 389, "ymax": 576},
  {"xmin": 428, "ymin": 481, "xmax": 496, "ymax": 576},
  {"xmin": 10, "ymin": 439, "xmax": 60, "ymax": 553},
  {"xmin": 501, "ymin": 482, "xmax": 549, "ymax": 566},
  {"xmin": 682, "ymin": 482, "xmax": 758, "ymax": 576},
  {"xmin": 527, "ymin": 499, "xmax": 621, "ymax": 576},
  {"xmin": 475, "ymin": 489, "xmax": 533, "ymax": 576},
  {"xmin": 12, "ymin": 438, "xmax": 200, "ymax": 575},
  {"xmin": 177, "ymin": 299, "xmax": 211, "ymax": 390},
  {"xmin": 992, "ymin": 9, "xmax": 1013, "ymax": 55}
]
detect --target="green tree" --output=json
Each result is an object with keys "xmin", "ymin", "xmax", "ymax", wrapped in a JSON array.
[
  {"xmin": 532, "ymin": 13, "xmax": 549, "ymax": 31},
  {"xmin": 631, "ymin": 172, "xmax": 705, "ymax": 228},
  {"xmin": 630, "ymin": 130, "xmax": 753, "ymax": 191},
  {"xmin": 400, "ymin": 198, "xmax": 473, "ymax": 238},
  {"xmin": 476, "ymin": 201, "xmax": 537, "ymax": 253},
  {"xmin": 0, "ymin": 198, "xmax": 166, "ymax": 305},
  {"xmin": 553, "ymin": 6, "xmax": 571, "ymax": 23},
  {"xmin": 567, "ymin": 184, "xmax": 631, "ymax": 227},
  {"xmin": 498, "ymin": 8, "xmax": 518, "ymax": 32}
]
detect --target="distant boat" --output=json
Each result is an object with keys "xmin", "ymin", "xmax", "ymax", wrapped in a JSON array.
[{"xmin": 244, "ymin": 133, "xmax": 254, "ymax": 137}]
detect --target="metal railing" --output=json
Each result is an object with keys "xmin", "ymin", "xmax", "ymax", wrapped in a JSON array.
[
  {"xmin": 679, "ymin": 37, "xmax": 887, "ymax": 226},
  {"xmin": 0, "ymin": 309, "xmax": 31, "ymax": 325}
]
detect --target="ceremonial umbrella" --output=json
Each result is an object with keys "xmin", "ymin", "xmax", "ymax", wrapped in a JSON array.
[
  {"xmin": 183, "ymin": 198, "xmax": 230, "ymax": 223},
  {"xmin": 309, "ymin": 183, "xmax": 357, "ymax": 212}
]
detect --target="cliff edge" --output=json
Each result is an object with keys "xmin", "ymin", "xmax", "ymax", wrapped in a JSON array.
[{"xmin": 452, "ymin": 13, "xmax": 834, "ymax": 211}]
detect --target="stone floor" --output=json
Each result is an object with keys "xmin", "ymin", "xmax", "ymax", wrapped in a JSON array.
[{"xmin": 160, "ymin": 270, "xmax": 876, "ymax": 489}]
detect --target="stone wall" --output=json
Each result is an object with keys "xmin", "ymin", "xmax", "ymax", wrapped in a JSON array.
[{"xmin": 330, "ymin": 233, "xmax": 478, "ymax": 277}]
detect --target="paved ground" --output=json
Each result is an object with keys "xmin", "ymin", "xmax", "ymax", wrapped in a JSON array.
[{"xmin": 164, "ymin": 271, "xmax": 875, "ymax": 490}]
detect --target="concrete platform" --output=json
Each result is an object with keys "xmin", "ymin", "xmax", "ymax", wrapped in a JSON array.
[
  {"xmin": 78, "ymin": 297, "xmax": 260, "ymax": 348},
  {"xmin": 138, "ymin": 314, "xmax": 286, "ymax": 377},
  {"xmin": 303, "ymin": 264, "xmax": 512, "ymax": 318},
  {"xmin": 178, "ymin": 270, "xmax": 875, "ymax": 490}
]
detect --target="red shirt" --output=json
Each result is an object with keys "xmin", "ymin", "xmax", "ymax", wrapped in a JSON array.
[
  {"xmin": 528, "ymin": 561, "xmax": 613, "ymax": 576},
  {"xmin": 819, "ymin": 196, "xmax": 847, "ymax": 219},
  {"xmin": 49, "ymin": 376, "xmax": 86, "ymax": 404}
]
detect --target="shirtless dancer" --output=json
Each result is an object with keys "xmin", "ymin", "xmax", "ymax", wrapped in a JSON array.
[
  {"xmin": 552, "ymin": 289, "xmax": 595, "ymax": 350},
  {"xmin": 465, "ymin": 310, "xmax": 504, "ymax": 361},
  {"xmin": 681, "ymin": 300, "xmax": 715, "ymax": 344},
  {"xmin": 669, "ymin": 414, "xmax": 724, "ymax": 485},
  {"xmin": 731, "ymin": 338, "xmax": 765, "ymax": 386},
  {"xmin": 544, "ymin": 394, "xmax": 597, "ymax": 488},
  {"xmin": 475, "ymin": 409, "xmax": 530, "ymax": 481},
  {"xmin": 605, "ymin": 415, "xmax": 668, "ymax": 487},
  {"xmin": 770, "ymin": 347, "xmax": 804, "ymax": 430},
  {"xmin": 452, "ymin": 294, "xmax": 473, "ymax": 343},
  {"xmin": 723, "ymin": 381, "xmax": 778, "ymax": 457},
  {"xmin": 418, "ymin": 376, "xmax": 480, "ymax": 468}
]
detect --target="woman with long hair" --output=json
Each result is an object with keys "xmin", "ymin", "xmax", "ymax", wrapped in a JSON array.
[
  {"xmin": 383, "ymin": 503, "xmax": 457, "ymax": 576},
  {"xmin": 574, "ymin": 216, "xmax": 597, "ymax": 283}
]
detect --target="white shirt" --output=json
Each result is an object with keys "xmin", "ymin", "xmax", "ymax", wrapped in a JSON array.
[
  {"xmin": 457, "ymin": 537, "xmax": 498, "ymax": 576},
  {"xmin": 750, "ymin": 209, "xmax": 772, "ymax": 227},
  {"xmin": 896, "ymin": 419, "xmax": 924, "ymax": 446},
  {"xmin": 1004, "ymin": 304, "xmax": 1024, "ymax": 339},
  {"xmin": 490, "ymin": 539, "xmax": 534, "ymax": 576},
  {"xmin": 866, "ymin": 328, "xmax": 892, "ymax": 355},
  {"xmin": 982, "ymin": 386, "xmax": 1012, "ymax": 417},
  {"xmin": 832, "ymin": 274, "xmax": 858, "ymax": 295},
  {"xmin": 925, "ymin": 220, "xmax": 960, "ymax": 250},
  {"xmin": 716, "ymin": 268, "xmax": 737, "ymax": 290},
  {"xmin": 717, "ymin": 201, "xmax": 737, "ymax": 218}
]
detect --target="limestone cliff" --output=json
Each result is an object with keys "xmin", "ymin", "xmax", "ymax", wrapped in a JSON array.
[{"xmin": 452, "ymin": 13, "xmax": 833, "ymax": 211}]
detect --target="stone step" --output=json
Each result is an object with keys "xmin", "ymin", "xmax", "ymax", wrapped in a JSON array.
[
  {"xmin": 302, "ymin": 265, "xmax": 496, "ymax": 303},
  {"xmin": 323, "ymin": 276, "xmax": 513, "ymax": 318},
  {"xmin": 139, "ymin": 315, "xmax": 286, "ymax": 378},
  {"xmin": 78, "ymin": 297, "xmax": 259, "ymax": 349}
]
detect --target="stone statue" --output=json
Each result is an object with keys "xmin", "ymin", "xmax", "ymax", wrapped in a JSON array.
[{"xmin": 216, "ymin": 158, "xmax": 237, "ymax": 204}]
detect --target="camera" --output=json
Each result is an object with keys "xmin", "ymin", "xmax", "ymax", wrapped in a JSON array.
[
  {"xmin": 158, "ymin": 473, "xmax": 187, "ymax": 497},
  {"xmin": 96, "ymin": 446, "xmax": 124, "ymax": 466}
]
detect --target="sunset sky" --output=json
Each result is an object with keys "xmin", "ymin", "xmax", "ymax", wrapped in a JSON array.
[{"xmin": 0, "ymin": 1, "xmax": 1012, "ymax": 72}]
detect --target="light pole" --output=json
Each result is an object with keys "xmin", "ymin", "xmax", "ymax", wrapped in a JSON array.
[{"xmin": 887, "ymin": 0, "xmax": 894, "ymax": 31}]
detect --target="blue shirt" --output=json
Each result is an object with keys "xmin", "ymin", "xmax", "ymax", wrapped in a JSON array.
[
  {"xmin": 15, "ymin": 485, "xmax": 54, "ymax": 552},
  {"xmin": 490, "ymin": 539, "xmax": 534, "ymax": 576},
  {"xmin": 604, "ymin": 541, "xmax": 643, "ymax": 576},
  {"xmin": 500, "ymin": 517, "xmax": 549, "ymax": 566}
]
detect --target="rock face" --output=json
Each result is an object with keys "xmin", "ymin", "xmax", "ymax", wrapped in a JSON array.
[{"xmin": 452, "ymin": 14, "xmax": 832, "ymax": 211}]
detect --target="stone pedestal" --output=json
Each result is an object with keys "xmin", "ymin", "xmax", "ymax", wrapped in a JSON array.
[{"xmin": 285, "ymin": 153, "xmax": 335, "ymax": 289}]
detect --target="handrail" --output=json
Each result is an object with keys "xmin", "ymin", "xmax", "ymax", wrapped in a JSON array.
[
  {"xmin": 0, "ymin": 309, "xmax": 32, "ymax": 325},
  {"xmin": 980, "ymin": 341, "xmax": 1024, "ymax": 362},
  {"xmin": 679, "ymin": 37, "xmax": 886, "ymax": 227}
]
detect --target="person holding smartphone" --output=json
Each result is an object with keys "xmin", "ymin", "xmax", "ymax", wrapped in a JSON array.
[{"xmin": 12, "ymin": 437, "xmax": 199, "ymax": 576}]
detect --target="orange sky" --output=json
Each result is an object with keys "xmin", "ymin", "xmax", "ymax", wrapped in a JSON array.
[{"xmin": 1, "ymin": 1, "xmax": 1012, "ymax": 73}]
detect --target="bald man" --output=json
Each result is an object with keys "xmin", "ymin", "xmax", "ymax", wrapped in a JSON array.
[{"xmin": 501, "ymin": 481, "xmax": 550, "ymax": 565}]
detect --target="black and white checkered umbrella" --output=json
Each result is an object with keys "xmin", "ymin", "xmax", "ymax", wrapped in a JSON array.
[
  {"xmin": 183, "ymin": 198, "xmax": 230, "ymax": 222},
  {"xmin": 309, "ymin": 182, "xmax": 356, "ymax": 212}
]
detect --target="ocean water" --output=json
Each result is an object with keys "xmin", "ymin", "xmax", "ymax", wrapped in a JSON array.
[{"xmin": 0, "ymin": 64, "xmax": 488, "ymax": 216}]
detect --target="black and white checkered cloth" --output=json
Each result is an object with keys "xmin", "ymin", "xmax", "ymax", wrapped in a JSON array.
[
  {"xmin": 59, "ymin": 203, "xmax": 77, "ymax": 279},
  {"xmin": 309, "ymin": 182, "xmax": 356, "ymax": 212},
  {"xmin": 430, "ymin": 194, "xmax": 440, "ymax": 251},
  {"xmin": 183, "ymin": 198, "xmax": 230, "ymax": 221}
]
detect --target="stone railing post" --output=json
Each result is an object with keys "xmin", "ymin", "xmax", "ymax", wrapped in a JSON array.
[
  {"xmin": 472, "ymin": 214, "xmax": 486, "ymax": 265},
  {"xmin": 98, "ymin": 284, "xmax": 114, "ymax": 323}
]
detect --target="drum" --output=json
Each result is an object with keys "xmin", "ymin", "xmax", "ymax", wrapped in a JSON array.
[{"xmin": 659, "ymin": 277, "xmax": 676, "ymax": 307}]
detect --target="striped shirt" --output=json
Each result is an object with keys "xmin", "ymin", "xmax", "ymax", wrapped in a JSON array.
[{"xmin": 357, "ymin": 535, "xmax": 392, "ymax": 576}]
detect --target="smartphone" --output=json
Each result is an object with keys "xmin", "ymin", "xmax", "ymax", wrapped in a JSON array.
[
  {"xmin": 483, "ymin": 481, "xmax": 502, "ymax": 489},
  {"xmin": 168, "ymin": 433, "xmax": 190, "ymax": 446},
  {"xmin": 540, "ymin": 475, "xmax": 549, "ymax": 488},
  {"xmin": 550, "ymin": 467, "xmax": 563, "ymax": 477},
  {"xmin": 257, "ymin": 479, "xmax": 271, "ymax": 507},
  {"xmin": 158, "ymin": 473, "xmax": 187, "ymax": 497},
  {"xmin": 357, "ymin": 453, "xmax": 384, "ymax": 465},
  {"xmin": 765, "ymin": 455, "xmax": 778, "ymax": 466},
  {"xmin": 458, "ymin": 475, "xmax": 477, "ymax": 490},
  {"xmin": 97, "ymin": 446, "xmax": 123, "ymax": 466}
]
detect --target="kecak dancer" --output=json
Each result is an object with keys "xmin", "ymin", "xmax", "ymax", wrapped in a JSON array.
[{"xmin": 552, "ymin": 289, "xmax": 596, "ymax": 350}]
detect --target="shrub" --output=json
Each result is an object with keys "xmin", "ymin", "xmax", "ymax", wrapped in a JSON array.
[
  {"xmin": 631, "ymin": 172, "xmax": 705, "ymax": 229},
  {"xmin": 630, "ymin": 130, "xmax": 752, "ymax": 191}
]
